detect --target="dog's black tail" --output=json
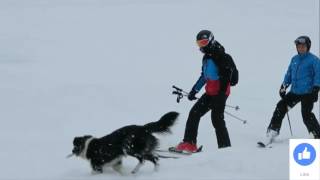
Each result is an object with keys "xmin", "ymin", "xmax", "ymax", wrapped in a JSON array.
[{"xmin": 143, "ymin": 111, "xmax": 179, "ymax": 134}]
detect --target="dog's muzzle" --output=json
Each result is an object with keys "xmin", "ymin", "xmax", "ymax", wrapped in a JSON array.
[
  {"xmin": 66, "ymin": 153, "xmax": 74, "ymax": 158},
  {"xmin": 72, "ymin": 147, "xmax": 81, "ymax": 155}
]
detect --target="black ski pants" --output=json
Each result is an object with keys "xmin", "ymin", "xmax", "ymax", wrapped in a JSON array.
[
  {"xmin": 268, "ymin": 92, "xmax": 320, "ymax": 136},
  {"xmin": 183, "ymin": 93, "xmax": 231, "ymax": 148}
]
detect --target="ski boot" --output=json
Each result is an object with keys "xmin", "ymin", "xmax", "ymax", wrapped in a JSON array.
[
  {"xmin": 169, "ymin": 142, "xmax": 198, "ymax": 154},
  {"xmin": 258, "ymin": 129, "xmax": 279, "ymax": 147}
]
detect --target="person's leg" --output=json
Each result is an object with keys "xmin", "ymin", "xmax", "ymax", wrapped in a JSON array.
[
  {"xmin": 301, "ymin": 96, "xmax": 320, "ymax": 138},
  {"xmin": 183, "ymin": 94, "xmax": 211, "ymax": 144},
  {"xmin": 268, "ymin": 93, "xmax": 300, "ymax": 133},
  {"xmin": 210, "ymin": 95, "xmax": 230, "ymax": 148}
]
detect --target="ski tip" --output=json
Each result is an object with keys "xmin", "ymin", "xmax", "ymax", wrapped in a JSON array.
[
  {"xmin": 257, "ymin": 142, "xmax": 273, "ymax": 148},
  {"xmin": 168, "ymin": 147, "xmax": 175, "ymax": 151},
  {"xmin": 257, "ymin": 142, "xmax": 266, "ymax": 148}
]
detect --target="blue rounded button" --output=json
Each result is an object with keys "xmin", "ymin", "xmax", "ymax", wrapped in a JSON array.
[{"xmin": 293, "ymin": 143, "xmax": 316, "ymax": 166}]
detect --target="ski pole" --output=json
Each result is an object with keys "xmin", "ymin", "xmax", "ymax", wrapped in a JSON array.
[
  {"xmin": 172, "ymin": 91, "xmax": 240, "ymax": 110},
  {"xmin": 285, "ymin": 105, "xmax": 293, "ymax": 136},
  {"xmin": 172, "ymin": 86, "xmax": 240, "ymax": 110},
  {"xmin": 224, "ymin": 111, "xmax": 247, "ymax": 124},
  {"xmin": 286, "ymin": 111, "xmax": 293, "ymax": 136},
  {"xmin": 226, "ymin": 104, "xmax": 240, "ymax": 111}
]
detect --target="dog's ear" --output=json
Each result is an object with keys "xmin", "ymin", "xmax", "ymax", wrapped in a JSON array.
[
  {"xmin": 73, "ymin": 137, "xmax": 83, "ymax": 145},
  {"xmin": 84, "ymin": 135, "xmax": 93, "ymax": 139},
  {"xmin": 73, "ymin": 135, "xmax": 92, "ymax": 146}
]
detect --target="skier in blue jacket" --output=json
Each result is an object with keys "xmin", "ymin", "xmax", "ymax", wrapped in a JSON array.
[{"xmin": 264, "ymin": 36, "xmax": 320, "ymax": 144}]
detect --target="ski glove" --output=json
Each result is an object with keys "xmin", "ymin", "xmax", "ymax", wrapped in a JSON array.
[
  {"xmin": 311, "ymin": 86, "xmax": 320, "ymax": 102},
  {"xmin": 279, "ymin": 84, "xmax": 288, "ymax": 99},
  {"xmin": 188, "ymin": 89, "xmax": 197, "ymax": 101}
]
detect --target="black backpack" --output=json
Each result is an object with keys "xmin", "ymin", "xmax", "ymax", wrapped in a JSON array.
[
  {"xmin": 207, "ymin": 49, "xmax": 239, "ymax": 86},
  {"xmin": 204, "ymin": 41, "xmax": 239, "ymax": 87},
  {"xmin": 224, "ymin": 54, "xmax": 238, "ymax": 86}
]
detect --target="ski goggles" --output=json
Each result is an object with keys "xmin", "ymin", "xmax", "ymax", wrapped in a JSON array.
[{"xmin": 197, "ymin": 39, "xmax": 210, "ymax": 48}]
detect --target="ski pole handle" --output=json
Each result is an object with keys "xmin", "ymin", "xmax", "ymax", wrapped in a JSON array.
[
  {"xmin": 172, "ymin": 85, "xmax": 191, "ymax": 103},
  {"xmin": 172, "ymin": 85, "xmax": 183, "ymax": 92},
  {"xmin": 173, "ymin": 85, "xmax": 190, "ymax": 95},
  {"xmin": 172, "ymin": 90, "xmax": 184, "ymax": 103}
]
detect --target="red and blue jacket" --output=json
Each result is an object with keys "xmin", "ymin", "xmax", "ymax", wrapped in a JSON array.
[{"xmin": 192, "ymin": 56, "xmax": 230, "ymax": 96}]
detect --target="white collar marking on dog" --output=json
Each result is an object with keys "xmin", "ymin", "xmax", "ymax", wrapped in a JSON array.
[{"xmin": 80, "ymin": 137, "xmax": 95, "ymax": 159}]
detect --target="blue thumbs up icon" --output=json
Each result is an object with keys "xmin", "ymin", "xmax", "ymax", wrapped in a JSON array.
[{"xmin": 293, "ymin": 143, "xmax": 316, "ymax": 166}]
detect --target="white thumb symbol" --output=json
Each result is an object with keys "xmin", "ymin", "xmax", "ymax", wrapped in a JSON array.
[{"xmin": 302, "ymin": 147, "xmax": 311, "ymax": 160}]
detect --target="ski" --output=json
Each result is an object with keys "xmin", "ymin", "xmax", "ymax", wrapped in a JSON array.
[
  {"xmin": 258, "ymin": 137, "xmax": 292, "ymax": 148},
  {"xmin": 166, "ymin": 145, "xmax": 203, "ymax": 155},
  {"xmin": 156, "ymin": 154, "xmax": 180, "ymax": 159},
  {"xmin": 156, "ymin": 145, "xmax": 203, "ymax": 155},
  {"xmin": 257, "ymin": 141, "xmax": 272, "ymax": 148}
]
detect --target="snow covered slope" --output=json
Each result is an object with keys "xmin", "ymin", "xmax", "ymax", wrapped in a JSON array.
[{"xmin": 0, "ymin": 0, "xmax": 319, "ymax": 179}]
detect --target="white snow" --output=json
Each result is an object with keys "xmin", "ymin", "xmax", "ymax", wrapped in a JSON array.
[{"xmin": 0, "ymin": 0, "xmax": 319, "ymax": 179}]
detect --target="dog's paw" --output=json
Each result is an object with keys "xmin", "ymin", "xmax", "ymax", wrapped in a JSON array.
[
  {"xmin": 91, "ymin": 170, "xmax": 102, "ymax": 175},
  {"xmin": 131, "ymin": 170, "xmax": 137, "ymax": 174},
  {"xmin": 154, "ymin": 164, "xmax": 160, "ymax": 172},
  {"xmin": 112, "ymin": 164, "xmax": 123, "ymax": 175},
  {"xmin": 91, "ymin": 168, "xmax": 103, "ymax": 175}
]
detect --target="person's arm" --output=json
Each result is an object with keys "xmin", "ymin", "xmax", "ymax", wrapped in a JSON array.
[
  {"xmin": 187, "ymin": 72, "xmax": 205, "ymax": 101},
  {"xmin": 312, "ymin": 56, "xmax": 320, "ymax": 87},
  {"xmin": 191, "ymin": 72, "xmax": 206, "ymax": 92},
  {"xmin": 309, "ymin": 56, "xmax": 320, "ymax": 102},
  {"xmin": 187, "ymin": 60, "xmax": 207, "ymax": 101},
  {"xmin": 283, "ymin": 58, "xmax": 293, "ymax": 87}
]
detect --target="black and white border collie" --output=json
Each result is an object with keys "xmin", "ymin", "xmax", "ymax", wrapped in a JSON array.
[{"xmin": 69, "ymin": 111, "xmax": 179, "ymax": 174}]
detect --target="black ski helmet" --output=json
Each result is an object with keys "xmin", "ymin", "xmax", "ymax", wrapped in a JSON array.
[
  {"xmin": 294, "ymin": 36, "xmax": 311, "ymax": 51},
  {"xmin": 196, "ymin": 30, "xmax": 214, "ymax": 46}
]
